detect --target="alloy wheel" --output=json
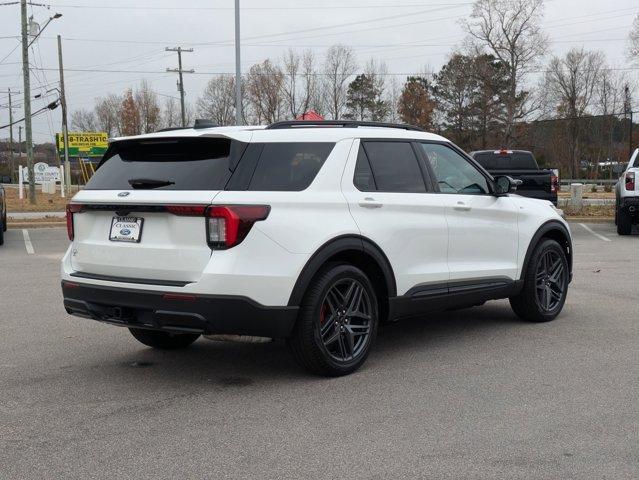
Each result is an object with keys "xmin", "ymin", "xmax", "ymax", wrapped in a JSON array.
[
  {"xmin": 535, "ymin": 250, "xmax": 566, "ymax": 312},
  {"xmin": 318, "ymin": 278, "xmax": 373, "ymax": 362}
]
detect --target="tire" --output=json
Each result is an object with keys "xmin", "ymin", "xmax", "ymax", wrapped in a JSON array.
[
  {"xmin": 128, "ymin": 328, "xmax": 200, "ymax": 350},
  {"xmin": 509, "ymin": 239, "xmax": 569, "ymax": 323},
  {"xmin": 287, "ymin": 263, "xmax": 379, "ymax": 376},
  {"xmin": 617, "ymin": 207, "xmax": 632, "ymax": 235}
]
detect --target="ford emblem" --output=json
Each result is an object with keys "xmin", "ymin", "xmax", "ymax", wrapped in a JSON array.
[
  {"xmin": 120, "ymin": 229, "xmax": 131, "ymax": 236},
  {"xmin": 118, "ymin": 191, "xmax": 130, "ymax": 197}
]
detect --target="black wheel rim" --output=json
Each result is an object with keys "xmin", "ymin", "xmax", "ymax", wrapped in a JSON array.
[
  {"xmin": 535, "ymin": 250, "xmax": 566, "ymax": 312},
  {"xmin": 318, "ymin": 278, "xmax": 373, "ymax": 362}
]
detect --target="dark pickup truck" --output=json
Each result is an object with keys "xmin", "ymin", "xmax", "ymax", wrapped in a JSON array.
[{"xmin": 470, "ymin": 149, "xmax": 558, "ymax": 205}]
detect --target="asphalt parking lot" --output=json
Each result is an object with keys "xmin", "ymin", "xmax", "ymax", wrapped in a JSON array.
[{"xmin": 1, "ymin": 223, "xmax": 637, "ymax": 479}]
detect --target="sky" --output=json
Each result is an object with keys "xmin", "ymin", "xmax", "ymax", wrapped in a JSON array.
[{"xmin": 0, "ymin": 0, "xmax": 637, "ymax": 143}]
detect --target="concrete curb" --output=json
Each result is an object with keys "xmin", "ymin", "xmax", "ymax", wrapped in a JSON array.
[
  {"xmin": 8, "ymin": 222, "xmax": 66, "ymax": 229},
  {"xmin": 565, "ymin": 217, "xmax": 614, "ymax": 223}
]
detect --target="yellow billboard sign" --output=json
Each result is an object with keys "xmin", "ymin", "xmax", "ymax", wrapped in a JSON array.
[{"xmin": 57, "ymin": 132, "xmax": 108, "ymax": 157}]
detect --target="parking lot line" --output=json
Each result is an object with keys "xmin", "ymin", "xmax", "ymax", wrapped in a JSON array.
[
  {"xmin": 22, "ymin": 229, "xmax": 35, "ymax": 254},
  {"xmin": 579, "ymin": 223, "xmax": 611, "ymax": 242}
]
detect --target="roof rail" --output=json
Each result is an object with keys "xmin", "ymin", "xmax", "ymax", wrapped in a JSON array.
[
  {"xmin": 265, "ymin": 120, "xmax": 424, "ymax": 132},
  {"xmin": 155, "ymin": 126, "xmax": 190, "ymax": 133}
]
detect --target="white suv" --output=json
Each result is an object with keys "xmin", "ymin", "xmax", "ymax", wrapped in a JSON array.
[{"xmin": 61, "ymin": 120, "xmax": 573, "ymax": 376}]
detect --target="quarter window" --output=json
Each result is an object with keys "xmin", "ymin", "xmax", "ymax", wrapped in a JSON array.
[
  {"xmin": 248, "ymin": 142, "xmax": 335, "ymax": 191},
  {"xmin": 359, "ymin": 142, "xmax": 427, "ymax": 193},
  {"xmin": 420, "ymin": 143, "xmax": 489, "ymax": 195}
]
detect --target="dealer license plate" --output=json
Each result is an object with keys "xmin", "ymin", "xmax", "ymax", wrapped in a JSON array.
[{"xmin": 109, "ymin": 216, "xmax": 144, "ymax": 243}]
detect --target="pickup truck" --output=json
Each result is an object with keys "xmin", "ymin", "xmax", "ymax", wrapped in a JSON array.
[
  {"xmin": 470, "ymin": 149, "xmax": 558, "ymax": 205},
  {"xmin": 615, "ymin": 148, "xmax": 638, "ymax": 235}
]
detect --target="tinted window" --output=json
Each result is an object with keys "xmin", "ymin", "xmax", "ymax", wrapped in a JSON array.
[
  {"xmin": 473, "ymin": 153, "xmax": 498, "ymax": 170},
  {"xmin": 87, "ymin": 138, "xmax": 234, "ymax": 190},
  {"xmin": 472, "ymin": 151, "xmax": 537, "ymax": 170},
  {"xmin": 248, "ymin": 142, "xmax": 334, "ymax": 191},
  {"xmin": 511, "ymin": 152, "xmax": 537, "ymax": 169},
  {"xmin": 353, "ymin": 145, "xmax": 376, "ymax": 191},
  {"xmin": 420, "ymin": 143, "xmax": 489, "ymax": 194},
  {"xmin": 362, "ymin": 141, "xmax": 426, "ymax": 193}
]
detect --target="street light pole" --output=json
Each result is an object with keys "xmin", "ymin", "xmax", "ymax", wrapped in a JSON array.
[
  {"xmin": 20, "ymin": 0, "xmax": 35, "ymax": 203},
  {"xmin": 234, "ymin": 0, "xmax": 242, "ymax": 125}
]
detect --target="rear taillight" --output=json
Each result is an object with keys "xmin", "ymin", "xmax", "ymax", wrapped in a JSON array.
[
  {"xmin": 206, "ymin": 205, "xmax": 270, "ymax": 249},
  {"xmin": 626, "ymin": 172, "xmax": 635, "ymax": 191},
  {"xmin": 66, "ymin": 203, "xmax": 82, "ymax": 241},
  {"xmin": 165, "ymin": 205, "xmax": 208, "ymax": 216},
  {"xmin": 550, "ymin": 174, "xmax": 559, "ymax": 194}
]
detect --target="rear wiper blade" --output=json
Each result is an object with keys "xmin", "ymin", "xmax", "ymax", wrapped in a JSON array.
[{"xmin": 128, "ymin": 178, "xmax": 175, "ymax": 189}]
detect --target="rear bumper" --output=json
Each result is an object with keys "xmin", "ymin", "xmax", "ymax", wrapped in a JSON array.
[
  {"xmin": 61, "ymin": 281, "xmax": 298, "ymax": 338},
  {"xmin": 619, "ymin": 196, "xmax": 639, "ymax": 212}
]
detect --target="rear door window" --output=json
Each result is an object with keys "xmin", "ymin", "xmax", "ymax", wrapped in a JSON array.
[
  {"xmin": 247, "ymin": 142, "xmax": 335, "ymax": 191},
  {"xmin": 361, "ymin": 141, "xmax": 427, "ymax": 193},
  {"xmin": 86, "ymin": 138, "xmax": 235, "ymax": 190}
]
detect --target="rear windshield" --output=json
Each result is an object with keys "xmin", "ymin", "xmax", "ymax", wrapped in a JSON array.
[
  {"xmin": 86, "ymin": 138, "xmax": 234, "ymax": 190},
  {"xmin": 473, "ymin": 151, "xmax": 537, "ymax": 170}
]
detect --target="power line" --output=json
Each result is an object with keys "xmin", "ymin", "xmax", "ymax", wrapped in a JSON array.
[
  {"xmin": 24, "ymin": 66, "xmax": 639, "ymax": 76},
  {"xmin": 44, "ymin": 2, "xmax": 473, "ymax": 10}
]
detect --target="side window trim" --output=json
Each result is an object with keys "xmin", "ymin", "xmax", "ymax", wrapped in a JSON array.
[
  {"xmin": 357, "ymin": 142, "xmax": 378, "ymax": 192},
  {"xmin": 360, "ymin": 138, "xmax": 431, "ymax": 194},
  {"xmin": 411, "ymin": 141, "xmax": 438, "ymax": 192},
  {"xmin": 420, "ymin": 141, "xmax": 495, "ymax": 196}
]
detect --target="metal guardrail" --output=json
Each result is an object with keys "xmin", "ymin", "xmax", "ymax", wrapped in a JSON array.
[{"xmin": 560, "ymin": 179, "xmax": 618, "ymax": 185}]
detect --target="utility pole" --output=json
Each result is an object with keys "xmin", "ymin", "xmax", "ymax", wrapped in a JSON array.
[
  {"xmin": 166, "ymin": 47, "xmax": 194, "ymax": 127},
  {"xmin": 1, "ymin": 89, "xmax": 19, "ymax": 182},
  {"xmin": 20, "ymin": 0, "xmax": 35, "ymax": 203},
  {"xmin": 235, "ymin": 0, "xmax": 242, "ymax": 125},
  {"xmin": 57, "ymin": 35, "xmax": 70, "ymax": 194}
]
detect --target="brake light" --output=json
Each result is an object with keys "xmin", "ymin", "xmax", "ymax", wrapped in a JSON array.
[
  {"xmin": 206, "ymin": 205, "xmax": 270, "ymax": 249},
  {"xmin": 626, "ymin": 171, "xmax": 635, "ymax": 191},
  {"xmin": 165, "ymin": 205, "xmax": 208, "ymax": 216},
  {"xmin": 66, "ymin": 203, "xmax": 82, "ymax": 241},
  {"xmin": 550, "ymin": 174, "xmax": 558, "ymax": 194}
]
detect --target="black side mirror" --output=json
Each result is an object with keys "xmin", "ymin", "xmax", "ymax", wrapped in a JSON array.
[{"xmin": 494, "ymin": 175, "xmax": 522, "ymax": 195}]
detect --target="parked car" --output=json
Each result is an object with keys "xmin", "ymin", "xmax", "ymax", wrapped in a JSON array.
[
  {"xmin": 61, "ymin": 120, "xmax": 573, "ymax": 376},
  {"xmin": 615, "ymin": 148, "xmax": 638, "ymax": 235},
  {"xmin": 0, "ymin": 176, "xmax": 9, "ymax": 246},
  {"xmin": 470, "ymin": 149, "xmax": 559, "ymax": 205}
]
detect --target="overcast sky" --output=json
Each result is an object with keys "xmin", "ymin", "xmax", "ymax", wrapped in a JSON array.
[{"xmin": 0, "ymin": 0, "xmax": 637, "ymax": 143}]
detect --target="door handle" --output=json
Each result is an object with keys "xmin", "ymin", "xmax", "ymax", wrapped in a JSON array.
[
  {"xmin": 453, "ymin": 201, "xmax": 471, "ymax": 212},
  {"xmin": 359, "ymin": 197, "xmax": 383, "ymax": 209}
]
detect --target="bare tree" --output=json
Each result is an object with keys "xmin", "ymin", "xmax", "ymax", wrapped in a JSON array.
[
  {"xmin": 162, "ymin": 97, "xmax": 181, "ymax": 129},
  {"xmin": 94, "ymin": 94, "xmax": 122, "ymax": 137},
  {"xmin": 629, "ymin": 14, "xmax": 639, "ymax": 61},
  {"xmin": 322, "ymin": 45, "xmax": 357, "ymax": 120},
  {"xmin": 543, "ymin": 48, "xmax": 605, "ymax": 176},
  {"xmin": 385, "ymin": 76, "xmax": 401, "ymax": 123},
  {"xmin": 135, "ymin": 80, "xmax": 162, "ymax": 134},
  {"xmin": 196, "ymin": 75, "xmax": 236, "ymax": 126},
  {"xmin": 70, "ymin": 109, "xmax": 97, "ymax": 131},
  {"xmin": 281, "ymin": 49, "xmax": 301, "ymax": 119},
  {"xmin": 245, "ymin": 60, "xmax": 284, "ymax": 124},
  {"xmin": 463, "ymin": 0, "xmax": 548, "ymax": 142}
]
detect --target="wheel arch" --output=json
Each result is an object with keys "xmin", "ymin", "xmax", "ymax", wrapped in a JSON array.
[
  {"xmin": 521, "ymin": 220, "xmax": 573, "ymax": 283},
  {"xmin": 287, "ymin": 235, "xmax": 397, "ymax": 322}
]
